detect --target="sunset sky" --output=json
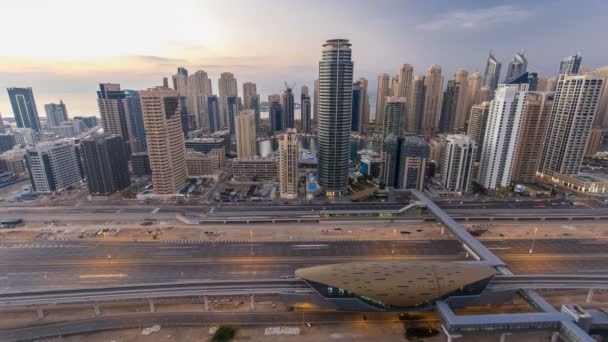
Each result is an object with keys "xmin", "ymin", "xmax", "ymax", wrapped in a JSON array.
[{"xmin": 1, "ymin": 0, "xmax": 606, "ymax": 116}]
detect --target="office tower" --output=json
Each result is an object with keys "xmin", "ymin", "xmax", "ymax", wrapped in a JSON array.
[
  {"xmin": 81, "ymin": 134, "xmax": 130, "ymax": 195},
  {"xmin": 466, "ymin": 72, "xmax": 482, "ymax": 119},
  {"xmin": 242, "ymin": 82, "xmax": 257, "ymax": 111},
  {"xmin": 390, "ymin": 75, "xmax": 400, "ymax": 97},
  {"xmin": 439, "ymin": 80, "xmax": 461, "ymax": 133},
  {"xmin": 537, "ymin": 76, "xmax": 548, "ymax": 91},
  {"xmin": 227, "ymin": 96, "xmax": 239, "ymax": 135},
  {"xmin": 585, "ymin": 128, "xmax": 604, "ymax": 158},
  {"xmin": 511, "ymin": 92, "xmax": 554, "ymax": 183},
  {"xmin": 185, "ymin": 137, "xmax": 226, "ymax": 168},
  {"xmin": 278, "ymin": 128, "xmax": 298, "ymax": 199},
  {"xmin": 351, "ymin": 81, "xmax": 363, "ymax": 132},
  {"xmin": 313, "ymin": 79, "xmax": 319, "ymax": 130},
  {"xmin": 397, "ymin": 64, "xmax": 414, "ymax": 97},
  {"xmin": 467, "ymin": 102, "xmax": 490, "ymax": 161},
  {"xmin": 397, "ymin": 135, "xmax": 429, "ymax": 191},
  {"xmin": 440, "ymin": 134, "xmax": 476, "ymax": 194},
  {"xmin": 375, "ymin": 73, "xmax": 391, "ymax": 127},
  {"xmin": 301, "ymin": 85, "xmax": 312, "ymax": 134},
  {"xmin": 406, "ymin": 76, "xmax": 425, "ymax": 133},
  {"xmin": 357, "ymin": 77, "xmax": 371, "ymax": 133},
  {"xmin": 25, "ymin": 139, "xmax": 81, "ymax": 193},
  {"xmin": 7, "ymin": 87, "xmax": 41, "ymax": 132},
  {"xmin": 235, "ymin": 109, "xmax": 256, "ymax": 159},
  {"xmin": 44, "ymin": 100, "xmax": 68, "ymax": 128},
  {"xmin": 539, "ymin": 74, "xmax": 605, "ymax": 176},
  {"xmin": 422, "ymin": 65, "xmax": 444, "ymax": 133},
  {"xmin": 479, "ymin": 86, "xmax": 492, "ymax": 103},
  {"xmin": 207, "ymin": 95, "xmax": 220, "ymax": 133},
  {"xmin": 591, "ymin": 67, "xmax": 608, "ymax": 129},
  {"xmin": 131, "ymin": 152, "xmax": 151, "ymax": 176},
  {"xmin": 505, "ymin": 50, "xmax": 527, "ymax": 81},
  {"xmin": 186, "ymin": 70, "xmax": 211, "ymax": 130},
  {"xmin": 268, "ymin": 94, "xmax": 283, "ymax": 134},
  {"xmin": 317, "ymin": 39, "xmax": 353, "ymax": 195},
  {"xmin": 482, "ymin": 50, "xmax": 502, "ymax": 91},
  {"xmin": 381, "ymin": 134, "xmax": 400, "ymax": 187},
  {"xmin": 453, "ymin": 68, "xmax": 469, "ymax": 131},
  {"xmin": 546, "ymin": 77, "xmax": 557, "ymax": 92},
  {"xmin": 282, "ymin": 85, "xmax": 295, "ymax": 129},
  {"xmin": 478, "ymin": 84, "xmax": 528, "ymax": 190},
  {"xmin": 382, "ymin": 97, "xmax": 407, "ymax": 137},
  {"xmin": 97, "ymin": 84, "xmax": 135, "ymax": 152},
  {"xmin": 139, "ymin": 87, "xmax": 187, "ymax": 194},
  {"xmin": 218, "ymin": 72, "xmax": 238, "ymax": 129},
  {"xmin": 559, "ymin": 53, "xmax": 582, "ymax": 76},
  {"xmin": 123, "ymin": 90, "xmax": 147, "ymax": 152}
]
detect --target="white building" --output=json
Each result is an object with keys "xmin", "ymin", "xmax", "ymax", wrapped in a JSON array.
[
  {"xmin": 440, "ymin": 134, "xmax": 476, "ymax": 194},
  {"xmin": 278, "ymin": 128, "xmax": 298, "ymax": 199},
  {"xmin": 478, "ymin": 84, "xmax": 528, "ymax": 190},
  {"xmin": 25, "ymin": 139, "xmax": 81, "ymax": 193}
]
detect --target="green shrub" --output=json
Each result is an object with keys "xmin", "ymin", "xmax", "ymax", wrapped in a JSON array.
[{"xmin": 212, "ymin": 326, "xmax": 236, "ymax": 342}]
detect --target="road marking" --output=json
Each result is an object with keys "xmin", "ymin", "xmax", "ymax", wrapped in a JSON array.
[
  {"xmin": 290, "ymin": 244, "xmax": 329, "ymax": 249},
  {"xmin": 152, "ymin": 208, "xmax": 160, "ymax": 214},
  {"xmin": 79, "ymin": 273, "xmax": 128, "ymax": 279}
]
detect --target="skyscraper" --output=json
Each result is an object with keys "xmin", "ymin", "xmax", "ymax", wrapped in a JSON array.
[
  {"xmin": 207, "ymin": 95, "xmax": 220, "ymax": 133},
  {"xmin": 397, "ymin": 135, "xmax": 429, "ymax": 191},
  {"xmin": 453, "ymin": 68, "xmax": 469, "ymax": 131},
  {"xmin": 242, "ymin": 82, "xmax": 257, "ymax": 111},
  {"xmin": 123, "ymin": 90, "xmax": 147, "ymax": 152},
  {"xmin": 382, "ymin": 97, "xmax": 407, "ymax": 137},
  {"xmin": 97, "ymin": 84, "xmax": 134, "ymax": 152},
  {"xmin": 235, "ymin": 109, "xmax": 256, "ymax": 159},
  {"xmin": 406, "ymin": 76, "xmax": 425, "ymax": 134},
  {"xmin": 511, "ymin": 92, "xmax": 554, "ymax": 183},
  {"xmin": 278, "ymin": 128, "xmax": 298, "ymax": 199},
  {"xmin": 375, "ymin": 73, "xmax": 391, "ymax": 127},
  {"xmin": 478, "ymin": 84, "xmax": 528, "ymax": 190},
  {"xmin": 397, "ymin": 64, "xmax": 414, "ymax": 98},
  {"xmin": 505, "ymin": 50, "xmax": 528, "ymax": 81},
  {"xmin": 7, "ymin": 87, "xmax": 41, "ymax": 132},
  {"xmin": 540, "ymin": 74, "xmax": 605, "ymax": 176},
  {"xmin": 440, "ymin": 134, "xmax": 476, "ymax": 194},
  {"xmin": 282, "ymin": 85, "xmax": 295, "ymax": 129},
  {"xmin": 422, "ymin": 65, "xmax": 444, "ymax": 134},
  {"xmin": 482, "ymin": 50, "xmax": 502, "ymax": 91},
  {"xmin": 465, "ymin": 72, "xmax": 482, "ymax": 123},
  {"xmin": 139, "ymin": 87, "xmax": 187, "ymax": 194},
  {"xmin": 250, "ymin": 94, "xmax": 261, "ymax": 135},
  {"xmin": 479, "ymin": 86, "xmax": 492, "ymax": 103},
  {"xmin": 301, "ymin": 85, "xmax": 312, "ymax": 134},
  {"xmin": 317, "ymin": 39, "xmax": 353, "ymax": 196},
  {"xmin": 546, "ymin": 77, "xmax": 557, "ymax": 92},
  {"xmin": 218, "ymin": 72, "xmax": 238, "ymax": 129},
  {"xmin": 357, "ymin": 77, "xmax": 371, "ymax": 133},
  {"xmin": 537, "ymin": 76, "xmax": 548, "ymax": 91},
  {"xmin": 592, "ymin": 67, "xmax": 608, "ymax": 129},
  {"xmin": 227, "ymin": 96, "xmax": 239, "ymax": 135},
  {"xmin": 559, "ymin": 53, "xmax": 583, "ymax": 76},
  {"xmin": 186, "ymin": 70, "xmax": 212, "ymax": 131},
  {"xmin": 351, "ymin": 81, "xmax": 362, "ymax": 132},
  {"xmin": 44, "ymin": 100, "xmax": 68, "ymax": 128},
  {"xmin": 81, "ymin": 134, "xmax": 130, "ymax": 195},
  {"xmin": 439, "ymin": 80, "xmax": 461, "ymax": 133},
  {"xmin": 380, "ymin": 134, "xmax": 400, "ymax": 187},
  {"xmin": 313, "ymin": 79, "xmax": 319, "ymax": 131},
  {"xmin": 390, "ymin": 75, "xmax": 400, "ymax": 97},
  {"xmin": 26, "ymin": 139, "xmax": 82, "ymax": 193},
  {"xmin": 268, "ymin": 94, "xmax": 283, "ymax": 134},
  {"xmin": 467, "ymin": 102, "xmax": 490, "ymax": 161}
]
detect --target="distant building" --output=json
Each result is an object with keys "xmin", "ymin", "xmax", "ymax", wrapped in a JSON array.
[
  {"xmin": 44, "ymin": 100, "xmax": 68, "ymax": 128},
  {"xmin": 585, "ymin": 128, "xmax": 604, "ymax": 158},
  {"xmin": 397, "ymin": 135, "xmax": 429, "ymax": 191},
  {"xmin": 559, "ymin": 53, "xmax": 582, "ymax": 76},
  {"xmin": 185, "ymin": 137, "xmax": 226, "ymax": 168},
  {"xmin": 351, "ymin": 81, "xmax": 362, "ymax": 132},
  {"xmin": 301, "ymin": 85, "xmax": 312, "ymax": 134},
  {"xmin": 131, "ymin": 152, "xmax": 151, "ymax": 176},
  {"xmin": 375, "ymin": 73, "xmax": 391, "ymax": 127},
  {"xmin": 268, "ymin": 94, "xmax": 283, "ymax": 134},
  {"xmin": 381, "ymin": 134, "xmax": 401, "ymax": 187},
  {"xmin": 235, "ymin": 109, "xmax": 256, "ymax": 159},
  {"xmin": 313, "ymin": 79, "xmax": 319, "ymax": 131},
  {"xmin": 422, "ymin": 65, "xmax": 444, "ymax": 134},
  {"xmin": 382, "ymin": 97, "xmax": 407, "ymax": 137},
  {"xmin": 360, "ymin": 157, "xmax": 381, "ymax": 178},
  {"xmin": 226, "ymin": 96, "xmax": 239, "ymax": 135},
  {"xmin": 505, "ymin": 50, "xmax": 528, "ymax": 81},
  {"xmin": 0, "ymin": 149, "xmax": 26, "ymax": 174},
  {"xmin": 242, "ymin": 82, "xmax": 257, "ymax": 111},
  {"xmin": 440, "ymin": 134, "xmax": 476, "ymax": 194},
  {"xmin": 504, "ymin": 71, "xmax": 539, "ymax": 91},
  {"xmin": 218, "ymin": 72, "xmax": 238, "ymax": 129},
  {"xmin": 81, "ymin": 134, "xmax": 130, "ymax": 195},
  {"xmin": 124, "ymin": 90, "xmax": 147, "ymax": 152},
  {"xmin": 0, "ymin": 134, "xmax": 17, "ymax": 153},
  {"xmin": 7, "ymin": 87, "xmax": 41, "ymax": 131},
  {"xmin": 453, "ymin": 69, "xmax": 469, "ymax": 131},
  {"xmin": 397, "ymin": 64, "xmax": 414, "ymax": 98},
  {"xmin": 406, "ymin": 76, "xmax": 425, "ymax": 134},
  {"xmin": 26, "ymin": 139, "xmax": 81, "ymax": 193},
  {"xmin": 357, "ymin": 78, "xmax": 371, "ymax": 133},
  {"xmin": 282, "ymin": 85, "xmax": 295, "ymax": 129},
  {"xmin": 207, "ymin": 95, "xmax": 220, "ymax": 133},
  {"xmin": 278, "ymin": 128, "xmax": 298, "ymax": 199},
  {"xmin": 13, "ymin": 128, "xmax": 37, "ymax": 146},
  {"xmin": 439, "ymin": 80, "xmax": 461, "ymax": 133},
  {"xmin": 482, "ymin": 50, "xmax": 502, "ymax": 92},
  {"xmin": 467, "ymin": 102, "xmax": 490, "ymax": 162}
]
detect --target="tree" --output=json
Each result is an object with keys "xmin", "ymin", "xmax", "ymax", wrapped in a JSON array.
[{"xmin": 212, "ymin": 326, "xmax": 236, "ymax": 342}]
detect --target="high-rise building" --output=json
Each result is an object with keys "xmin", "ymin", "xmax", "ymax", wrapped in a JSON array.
[
  {"xmin": 0, "ymin": 134, "xmax": 16, "ymax": 153},
  {"xmin": 313, "ymin": 79, "xmax": 319, "ymax": 131},
  {"xmin": 406, "ymin": 76, "xmax": 425, "ymax": 134},
  {"xmin": 301, "ymin": 85, "xmax": 312, "ymax": 134},
  {"xmin": 44, "ymin": 100, "xmax": 68, "ymax": 128},
  {"xmin": 479, "ymin": 86, "xmax": 492, "ymax": 103},
  {"xmin": 81, "ymin": 134, "xmax": 130, "ymax": 195},
  {"xmin": 227, "ymin": 96, "xmax": 239, "ymax": 135},
  {"xmin": 397, "ymin": 135, "xmax": 429, "ymax": 191},
  {"xmin": 397, "ymin": 64, "xmax": 414, "ymax": 98},
  {"xmin": 250, "ymin": 94, "xmax": 261, "ymax": 135},
  {"xmin": 440, "ymin": 134, "xmax": 476, "ymax": 194},
  {"xmin": 439, "ymin": 80, "xmax": 461, "ymax": 133},
  {"xmin": 186, "ymin": 70, "xmax": 212, "ymax": 130},
  {"xmin": 25, "ymin": 139, "xmax": 81, "ymax": 193},
  {"xmin": 422, "ymin": 65, "xmax": 444, "ymax": 134},
  {"xmin": 585, "ymin": 128, "xmax": 604, "ymax": 158},
  {"xmin": 218, "ymin": 72, "xmax": 238, "ymax": 129},
  {"xmin": 505, "ymin": 50, "xmax": 528, "ymax": 81},
  {"xmin": 375, "ymin": 73, "xmax": 391, "ymax": 127},
  {"xmin": 207, "ymin": 95, "xmax": 220, "ymax": 133},
  {"xmin": 380, "ymin": 134, "xmax": 400, "ymax": 187},
  {"xmin": 546, "ymin": 77, "xmax": 557, "ymax": 92},
  {"xmin": 390, "ymin": 75, "xmax": 400, "ymax": 97},
  {"xmin": 7, "ymin": 87, "xmax": 41, "ymax": 132},
  {"xmin": 453, "ymin": 68, "xmax": 469, "ymax": 131},
  {"xmin": 139, "ymin": 87, "xmax": 187, "ymax": 194},
  {"xmin": 467, "ymin": 102, "xmax": 490, "ymax": 161},
  {"xmin": 504, "ymin": 71, "xmax": 539, "ymax": 91},
  {"xmin": 235, "ymin": 109, "xmax": 256, "ymax": 159},
  {"xmin": 131, "ymin": 152, "xmax": 151, "ymax": 176},
  {"xmin": 357, "ymin": 77, "xmax": 371, "ymax": 133},
  {"xmin": 97, "ymin": 84, "xmax": 134, "ymax": 152},
  {"xmin": 317, "ymin": 39, "xmax": 353, "ymax": 195},
  {"xmin": 351, "ymin": 81, "xmax": 363, "ymax": 132},
  {"xmin": 278, "ymin": 128, "xmax": 298, "ymax": 199},
  {"xmin": 242, "ymin": 82, "xmax": 257, "ymax": 111},
  {"xmin": 282, "ymin": 85, "xmax": 295, "ymax": 129},
  {"xmin": 537, "ymin": 76, "xmax": 548, "ymax": 92},
  {"xmin": 478, "ymin": 84, "xmax": 528, "ymax": 190},
  {"xmin": 482, "ymin": 50, "xmax": 502, "ymax": 92},
  {"xmin": 465, "ymin": 72, "xmax": 482, "ymax": 125},
  {"xmin": 0, "ymin": 112, "xmax": 5, "ymax": 133},
  {"xmin": 511, "ymin": 92, "xmax": 554, "ymax": 183},
  {"xmin": 123, "ymin": 90, "xmax": 147, "ymax": 152},
  {"xmin": 382, "ymin": 97, "xmax": 407, "ymax": 137},
  {"xmin": 559, "ymin": 53, "xmax": 583, "ymax": 76},
  {"xmin": 591, "ymin": 67, "xmax": 608, "ymax": 129},
  {"xmin": 268, "ymin": 94, "xmax": 283, "ymax": 134},
  {"xmin": 540, "ymin": 74, "xmax": 605, "ymax": 176}
]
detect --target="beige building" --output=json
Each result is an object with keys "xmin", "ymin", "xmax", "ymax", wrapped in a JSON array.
[
  {"xmin": 235, "ymin": 109, "xmax": 256, "ymax": 159},
  {"xmin": 592, "ymin": 66, "xmax": 608, "ymax": 128},
  {"xmin": 397, "ymin": 64, "xmax": 414, "ymax": 98},
  {"xmin": 242, "ymin": 82, "xmax": 257, "ymax": 110},
  {"xmin": 422, "ymin": 65, "xmax": 444, "ymax": 134},
  {"xmin": 185, "ymin": 150, "xmax": 219, "ymax": 177},
  {"xmin": 537, "ymin": 76, "xmax": 548, "ymax": 91},
  {"xmin": 585, "ymin": 128, "xmax": 604, "ymax": 157},
  {"xmin": 278, "ymin": 128, "xmax": 298, "ymax": 199},
  {"xmin": 465, "ymin": 72, "xmax": 482, "ymax": 126},
  {"xmin": 406, "ymin": 76, "xmax": 425, "ymax": 133},
  {"xmin": 375, "ymin": 73, "xmax": 391, "ymax": 127},
  {"xmin": 218, "ymin": 72, "xmax": 238, "ymax": 129},
  {"xmin": 479, "ymin": 86, "xmax": 492, "ymax": 103},
  {"xmin": 358, "ymin": 77, "xmax": 371, "ymax": 133},
  {"xmin": 546, "ymin": 77, "xmax": 557, "ymax": 92},
  {"xmin": 139, "ymin": 87, "xmax": 187, "ymax": 194},
  {"xmin": 227, "ymin": 158, "xmax": 278, "ymax": 180},
  {"xmin": 467, "ymin": 101, "xmax": 490, "ymax": 161},
  {"xmin": 390, "ymin": 74, "xmax": 400, "ymax": 97},
  {"xmin": 453, "ymin": 68, "xmax": 469, "ymax": 131},
  {"xmin": 97, "ymin": 83, "xmax": 136, "ymax": 152}
]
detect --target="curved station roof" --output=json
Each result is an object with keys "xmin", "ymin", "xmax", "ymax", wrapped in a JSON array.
[{"xmin": 296, "ymin": 261, "xmax": 496, "ymax": 308}]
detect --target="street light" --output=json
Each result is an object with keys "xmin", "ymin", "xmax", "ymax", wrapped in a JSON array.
[{"xmin": 529, "ymin": 227, "xmax": 538, "ymax": 254}]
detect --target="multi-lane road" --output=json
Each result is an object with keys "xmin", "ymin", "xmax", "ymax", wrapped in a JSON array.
[{"xmin": 1, "ymin": 239, "xmax": 607, "ymax": 291}]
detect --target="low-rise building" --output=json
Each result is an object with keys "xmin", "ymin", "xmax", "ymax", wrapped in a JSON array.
[
  {"xmin": 185, "ymin": 150, "xmax": 220, "ymax": 177},
  {"xmin": 227, "ymin": 158, "xmax": 278, "ymax": 180}
]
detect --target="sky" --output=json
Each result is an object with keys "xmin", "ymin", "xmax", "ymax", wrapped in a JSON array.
[{"xmin": 1, "ymin": 0, "xmax": 607, "ymax": 117}]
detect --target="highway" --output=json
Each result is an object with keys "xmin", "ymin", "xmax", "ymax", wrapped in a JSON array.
[{"xmin": 1, "ymin": 239, "xmax": 607, "ymax": 291}]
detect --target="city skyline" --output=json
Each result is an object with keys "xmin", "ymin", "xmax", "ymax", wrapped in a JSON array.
[{"xmin": 1, "ymin": 0, "xmax": 607, "ymax": 115}]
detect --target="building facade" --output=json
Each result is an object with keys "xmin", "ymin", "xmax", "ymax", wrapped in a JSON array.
[
  {"xmin": 44, "ymin": 100, "xmax": 68, "ymax": 128},
  {"xmin": 8, "ymin": 87, "xmax": 41, "ymax": 132},
  {"xmin": 278, "ymin": 128, "xmax": 298, "ymax": 199},
  {"xmin": 439, "ymin": 80, "xmax": 461, "ymax": 133},
  {"xmin": 482, "ymin": 50, "xmax": 502, "ymax": 92},
  {"xmin": 282, "ymin": 85, "xmax": 295, "ymax": 129},
  {"xmin": 375, "ymin": 73, "xmax": 391, "ymax": 128},
  {"xmin": 218, "ymin": 72, "xmax": 238, "ymax": 129},
  {"xmin": 81, "ymin": 134, "xmax": 130, "ymax": 195},
  {"xmin": 406, "ymin": 76, "xmax": 425, "ymax": 134},
  {"xmin": 440, "ymin": 134, "xmax": 476, "ymax": 194},
  {"xmin": 235, "ymin": 109, "xmax": 256, "ymax": 159},
  {"xmin": 301, "ymin": 85, "xmax": 312, "ymax": 134},
  {"xmin": 25, "ymin": 139, "xmax": 81, "ymax": 193},
  {"xmin": 422, "ymin": 65, "xmax": 444, "ymax": 134},
  {"xmin": 467, "ymin": 102, "xmax": 490, "ymax": 162},
  {"xmin": 397, "ymin": 135, "xmax": 429, "ymax": 191},
  {"xmin": 559, "ymin": 54, "xmax": 582, "ymax": 76}
]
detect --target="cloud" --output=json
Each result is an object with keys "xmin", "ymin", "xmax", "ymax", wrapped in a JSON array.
[{"xmin": 415, "ymin": 5, "xmax": 531, "ymax": 32}]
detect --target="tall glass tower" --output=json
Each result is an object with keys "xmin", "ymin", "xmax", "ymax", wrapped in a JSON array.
[{"xmin": 317, "ymin": 39, "xmax": 353, "ymax": 196}]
